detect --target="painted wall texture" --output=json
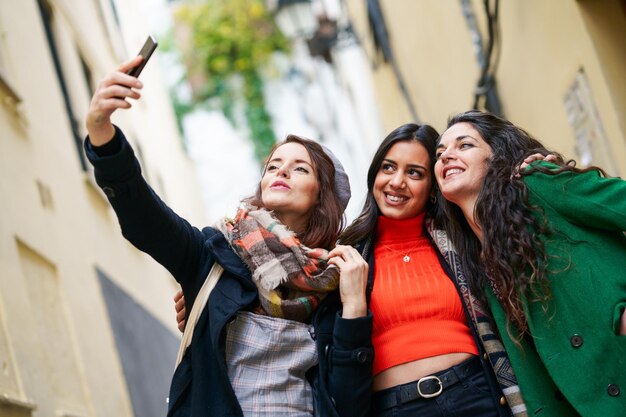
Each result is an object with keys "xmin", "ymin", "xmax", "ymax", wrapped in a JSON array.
[
  {"xmin": 0, "ymin": 0, "xmax": 207, "ymax": 416},
  {"xmin": 346, "ymin": 0, "xmax": 626, "ymax": 176}
]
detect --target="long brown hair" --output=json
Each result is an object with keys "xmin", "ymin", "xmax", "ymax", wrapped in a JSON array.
[
  {"xmin": 437, "ymin": 110, "xmax": 606, "ymax": 339},
  {"xmin": 247, "ymin": 135, "xmax": 345, "ymax": 249}
]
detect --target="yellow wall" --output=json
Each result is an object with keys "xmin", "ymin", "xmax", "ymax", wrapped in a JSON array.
[
  {"xmin": 347, "ymin": 0, "xmax": 626, "ymax": 176},
  {"xmin": 0, "ymin": 0, "xmax": 207, "ymax": 416}
]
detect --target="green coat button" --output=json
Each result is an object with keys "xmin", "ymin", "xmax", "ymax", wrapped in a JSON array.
[
  {"xmin": 570, "ymin": 334, "xmax": 583, "ymax": 348},
  {"xmin": 607, "ymin": 384, "xmax": 620, "ymax": 397}
]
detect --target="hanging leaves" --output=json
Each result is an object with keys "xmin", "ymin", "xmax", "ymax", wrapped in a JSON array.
[{"xmin": 174, "ymin": 0, "xmax": 290, "ymax": 161}]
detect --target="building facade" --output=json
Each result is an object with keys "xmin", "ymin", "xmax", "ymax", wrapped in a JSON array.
[
  {"xmin": 346, "ymin": 0, "xmax": 626, "ymax": 176},
  {"xmin": 0, "ymin": 0, "xmax": 207, "ymax": 416}
]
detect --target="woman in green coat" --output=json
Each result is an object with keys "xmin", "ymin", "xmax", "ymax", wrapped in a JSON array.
[{"xmin": 433, "ymin": 110, "xmax": 626, "ymax": 416}]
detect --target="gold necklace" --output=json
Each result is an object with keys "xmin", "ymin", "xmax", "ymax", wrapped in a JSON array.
[{"xmin": 379, "ymin": 243, "xmax": 414, "ymax": 263}]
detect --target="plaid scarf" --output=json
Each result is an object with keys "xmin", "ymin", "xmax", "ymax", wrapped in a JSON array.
[
  {"xmin": 426, "ymin": 218, "xmax": 528, "ymax": 417},
  {"xmin": 217, "ymin": 203, "xmax": 339, "ymax": 322}
]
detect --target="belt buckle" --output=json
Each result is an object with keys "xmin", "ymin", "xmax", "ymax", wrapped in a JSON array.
[{"xmin": 416, "ymin": 375, "xmax": 443, "ymax": 398}]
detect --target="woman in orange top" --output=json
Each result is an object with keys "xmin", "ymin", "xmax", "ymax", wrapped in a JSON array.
[{"xmin": 334, "ymin": 123, "xmax": 525, "ymax": 417}]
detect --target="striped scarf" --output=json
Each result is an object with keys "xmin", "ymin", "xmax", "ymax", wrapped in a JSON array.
[
  {"xmin": 217, "ymin": 203, "xmax": 339, "ymax": 322},
  {"xmin": 426, "ymin": 218, "xmax": 529, "ymax": 417}
]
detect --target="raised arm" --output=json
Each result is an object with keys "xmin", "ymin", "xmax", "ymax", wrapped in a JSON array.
[{"xmin": 84, "ymin": 59, "xmax": 208, "ymax": 287}]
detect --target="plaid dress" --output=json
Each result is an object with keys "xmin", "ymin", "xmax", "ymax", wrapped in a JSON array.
[{"xmin": 225, "ymin": 311, "xmax": 318, "ymax": 416}]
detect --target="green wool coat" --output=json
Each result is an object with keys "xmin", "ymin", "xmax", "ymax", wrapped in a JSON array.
[{"xmin": 487, "ymin": 162, "xmax": 626, "ymax": 417}]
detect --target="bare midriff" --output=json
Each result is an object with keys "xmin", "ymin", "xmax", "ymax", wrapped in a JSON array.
[{"xmin": 373, "ymin": 352, "xmax": 475, "ymax": 391}]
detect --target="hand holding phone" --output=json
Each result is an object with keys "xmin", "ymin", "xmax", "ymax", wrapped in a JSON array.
[
  {"xmin": 86, "ymin": 38, "xmax": 156, "ymax": 145},
  {"xmin": 126, "ymin": 35, "xmax": 158, "ymax": 78}
]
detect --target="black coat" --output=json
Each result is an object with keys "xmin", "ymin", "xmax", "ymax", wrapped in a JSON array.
[{"xmin": 85, "ymin": 127, "xmax": 374, "ymax": 417}]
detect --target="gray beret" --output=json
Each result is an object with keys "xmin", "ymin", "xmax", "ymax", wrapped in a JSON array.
[{"xmin": 321, "ymin": 145, "xmax": 351, "ymax": 213}]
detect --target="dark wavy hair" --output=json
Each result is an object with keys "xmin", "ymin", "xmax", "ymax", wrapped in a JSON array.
[
  {"xmin": 247, "ymin": 135, "xmax": 345, "ymax": 250},
  {"xmin": 437, "ymin": 110, "xmax": 605, "ymax": 339},
  {"xmin": 339, "ymin": 123, "xmax": 440, "ymax": 246}
]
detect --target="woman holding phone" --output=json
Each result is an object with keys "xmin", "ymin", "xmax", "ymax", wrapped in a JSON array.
[{"xmin": 85, "ymin": 56, "xmax": 373, "ymax": 417}]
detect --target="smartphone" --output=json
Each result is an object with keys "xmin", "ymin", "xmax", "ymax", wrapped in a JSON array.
[{"xmin": 126, "ymin": 35, "xmax": 158, "ymax": 78}]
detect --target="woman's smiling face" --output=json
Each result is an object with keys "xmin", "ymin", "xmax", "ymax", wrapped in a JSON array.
[
  {"xmin": 435, "ymin": 122, "xmax": 493, "ymax": 207},
  {"xmin": 373, "ymin": 140, "xmax": 433, "ymax": 220}
]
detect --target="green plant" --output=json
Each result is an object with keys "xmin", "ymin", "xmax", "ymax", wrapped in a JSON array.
[{"xmin": 174, "ymin": 0, "xmax": 289, "ymax": 161}]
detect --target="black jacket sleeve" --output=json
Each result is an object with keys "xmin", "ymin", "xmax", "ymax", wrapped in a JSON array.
[
  {"xmin": 84, "ymin": 126, "xmax": 208, "ymax": 288},
  {"xmin": 326, "ymin": 311, "xmax": 374, "ymax": 417}
]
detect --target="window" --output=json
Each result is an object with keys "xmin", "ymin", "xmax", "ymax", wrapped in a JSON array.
[
  {"xmin": 79, "ymin": 54, "xmax": 95, "ymax": 98},
  {"xmin": 16, "ymin": 239, "xmax": 89, "ymax": 416},
  {"xmin": 36, "ymin": 0, "xmax": 87, "ymax": 170},
  {"xmin": 0, "ymin": 10, "xmax": 22, "ymax": 116},
  {"xmin": 0, "ymin": 296, "xmax": 34, "ymax": 415},
  {"xmin": 564, "ymin": 69, "xmax": 619, "ymax": 175}
]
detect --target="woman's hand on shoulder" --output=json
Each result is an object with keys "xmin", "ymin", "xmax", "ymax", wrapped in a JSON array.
[
  {"xmin": 86, "ymin": 56, "xmax": 144, "ymax": 146},
  {"xmin": 328, "ymin": 245, "xmax": 368, "ymax": 319},
  {"xmin": 514, "ymin": 153, "xmax": 560, "ymax": 177},
  {"xmin": 173, "ymin": 289, "xmax": 186, "ymax": 333},
  {"xmin": 620, "ymin": 309, "xmax": 626, "ymax": 336}
]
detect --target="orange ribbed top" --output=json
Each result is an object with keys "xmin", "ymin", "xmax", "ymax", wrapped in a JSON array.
[{"xmin": 371, "ymin": 213, "xmax": 478, "ymax": 375}]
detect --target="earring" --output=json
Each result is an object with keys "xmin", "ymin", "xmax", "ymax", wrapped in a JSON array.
[{"xmin": 430, "ymin": 195, "xmax": 437, "ymax": 204}]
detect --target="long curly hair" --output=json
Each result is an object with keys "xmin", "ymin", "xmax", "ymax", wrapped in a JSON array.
[
  {"xmin": 436, "ymin": 110, "xmax": 605, "ymax": 339},
  {"xmin": 339, "ymin": 123, "xmax": 439, "ymax": 246}
]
